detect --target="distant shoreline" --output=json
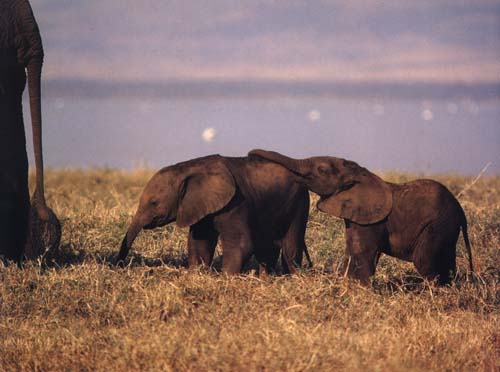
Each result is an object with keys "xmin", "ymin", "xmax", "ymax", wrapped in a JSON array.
[{"xmin": 42, "ymin": 79, "xmax": 500, "ymax": 101}]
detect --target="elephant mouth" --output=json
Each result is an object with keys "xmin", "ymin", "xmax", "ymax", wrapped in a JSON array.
[
  {"xmin": 327, "ymin": 181, "xmax": 357, "ymax": 196},
  {"xmin": 319, "ymin": 193, "xmax": 335, "ymax": 201},
  {"xmin": 144, "ymin": 216, "xmax": 175, "ymax": 230}
]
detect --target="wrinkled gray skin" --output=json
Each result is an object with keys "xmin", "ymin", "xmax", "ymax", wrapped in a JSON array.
[
  {"xmin": 0, "ymin": 0, "xmax": 59, "ymax": 263},
  {"xmin": 117, "ymin": 155, "xmax": 311, "ymax": 274},
  {"xmin": 249, "ymin": 149, "xmax": 473, "ymax": 285}
]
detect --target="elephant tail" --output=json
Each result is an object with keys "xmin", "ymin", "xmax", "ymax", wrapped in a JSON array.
[{"xmin": 461, "ymin": 218, "xmax": 474, "ymax": 272}]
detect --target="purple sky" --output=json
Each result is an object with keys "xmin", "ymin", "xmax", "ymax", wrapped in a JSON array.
[{"xmin": 33, "ymin": 0, "xmax": 500, "ymax": 83}]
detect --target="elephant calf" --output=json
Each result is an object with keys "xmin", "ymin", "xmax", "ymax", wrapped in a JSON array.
[
  {"xmin": 250, "ymin": 149, "xmax": 473, "ymax": 284},
  {"xmin": 116, "ymin": 154, "xmax": 311, "ymax": 274}
]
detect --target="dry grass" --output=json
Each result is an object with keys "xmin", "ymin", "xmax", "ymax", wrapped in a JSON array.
[{"xmin": 1, "ymin": 169, "xmax": 499, "ymax": 371}]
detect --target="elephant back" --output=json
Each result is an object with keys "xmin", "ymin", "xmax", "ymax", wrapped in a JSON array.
[{"xmin": 388, "ymin": 180, "xmax": 459, "ymax": 246}]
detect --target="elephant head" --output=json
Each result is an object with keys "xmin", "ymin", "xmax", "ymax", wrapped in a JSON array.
[
  {"xmin": 249, "ymin": 150, "xmax": 392, "ymax": 225},
  {"xmin": 116, "ymin": 156, "xmax": 236, "ymax": 264}
]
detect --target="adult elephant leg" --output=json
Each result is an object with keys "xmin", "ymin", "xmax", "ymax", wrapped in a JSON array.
[
  {"xmin": 0, "ymin": 69, "xmax": 30, "ymax": 263},
  {"xmin": 0, "ymin": 189, "xmax": 28, "ymax": 263},
  {"xmin": 0, "ymin": 196, "xmax": 18, "ymax": 262},
  {"xmin": 17, "ymin": 145, "xmax": 31, "ymax": 261},
  {"xmin": 0, "ymin": 161, "xmax": 29, "ymax": 264},
  {"xmin": 187, "ymin": 217, "xmax": 219, "ymax": 268},
  {"xmin": 14, "ymin": 190, "xmax": 30, "ymax": 262}
]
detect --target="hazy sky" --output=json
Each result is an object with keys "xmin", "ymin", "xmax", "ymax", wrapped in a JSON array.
[
  {"xmin": 23, "ymin": 1, "xmax": 500, "ymax": 174},
  {"xmin": 33, "ymin": 0, "xmax": 500, "ymax": 83}
]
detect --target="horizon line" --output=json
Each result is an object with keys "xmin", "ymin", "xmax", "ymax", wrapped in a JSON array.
[{"xmin": 41, "ymin": 78, "xmax": 500, "ymax": 101}]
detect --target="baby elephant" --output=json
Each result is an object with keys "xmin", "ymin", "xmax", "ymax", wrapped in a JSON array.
[
  {"xmin": 250, "ymin": 149, "xmax": 473, "ymax": 284},
  {"xmin": 116, "ymin": 154, "xmax": 310, "ymax": 274}
]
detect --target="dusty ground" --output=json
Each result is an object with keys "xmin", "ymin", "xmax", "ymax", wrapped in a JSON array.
[{"xmin": 1, "ymin": 169, "xmax": 499, "ymax": 371}]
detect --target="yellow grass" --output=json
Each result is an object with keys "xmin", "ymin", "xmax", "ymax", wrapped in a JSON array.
[{"xmin": 1, "ymin": 169, "xmax": 499, "ymax": 371}]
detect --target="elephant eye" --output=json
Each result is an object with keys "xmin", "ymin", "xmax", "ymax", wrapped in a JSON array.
[
  {"xmin": 318, "ymin": 166, "xmax": 329, "ymax": 176},
  {"xmin": 342, "ymin": 160, "xmax": 357, "ymax": 170},
  {"xmin": 150, "ymin": 199, "xmax": 159, "ymax": 206}
]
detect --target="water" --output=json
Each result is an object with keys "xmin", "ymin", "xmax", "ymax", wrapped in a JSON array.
[{"xmin": 24, "ymin": 96, "xmax": 500, "ymax": 175}]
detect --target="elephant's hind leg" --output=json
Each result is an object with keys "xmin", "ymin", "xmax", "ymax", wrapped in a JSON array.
[
  {"xmin": 252, "ymin": 234, "xmax": 280, "ymax": 276},
  {"xmin": 412, "ymin": 222, "xmax": 459, "ymax": 284},
  {"xmin": 279, "ymin": 190, "xmax": 310, "ymax": 274},
  {"xmin": 437, "ymin": 246, "xmax": 457, "ymax": 284},
  {"xmin": 279, "ymin": 220, "xmax": 307, "ymax": 275}
]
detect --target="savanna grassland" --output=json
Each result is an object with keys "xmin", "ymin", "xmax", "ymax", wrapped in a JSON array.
[{"xmin": 1, "ymin": 169, "xmax": 499, "ymax": 371}]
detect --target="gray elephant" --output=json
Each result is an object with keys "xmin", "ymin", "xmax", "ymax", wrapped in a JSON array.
[
  {"xmin": 0, "ymin": 0, "xmax": 60, "ymax": 263},
  {"xmin": 116, "ymin": 154, "xmax": 311, "ymax": 274},
  {"xmin": 249, "ymin": 149, "xmax": 473, "ymax": 284}
]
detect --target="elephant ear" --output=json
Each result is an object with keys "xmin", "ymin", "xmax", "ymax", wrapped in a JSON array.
[
  {"xmin": 176, "ymin": 161, "xmax": 236, "ymax": 228},
  {"xmin": 317, "ymin": 170, "xmax": 392, "ymax": 224}
]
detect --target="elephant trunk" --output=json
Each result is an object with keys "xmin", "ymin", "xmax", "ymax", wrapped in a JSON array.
[
  {"xmin": 116, "ymin": 218, "xmax": 143, "ymax": 265},
  {"xmin": 249, "ymin": 149, "xmax": 310, "ymax": 176},
  {"xmin": 27, "ymin": 59, "xmax": 46, "ymax": 206}
]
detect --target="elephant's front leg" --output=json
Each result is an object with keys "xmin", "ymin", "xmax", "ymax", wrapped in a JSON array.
[
  {"xmin": 187, "ymin": 218, "xmax": 219, "ymax": 269},
  {"xmin": 215, "ymin": 213, "xmax": 253, "ymax": 274},
  {"xmin": 344, "ymin": 250, "xmax": 380, "ymax": 285},
  {"xmin": 344, "ymin": 221, "xmax": 385, "ymax": 284}
]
